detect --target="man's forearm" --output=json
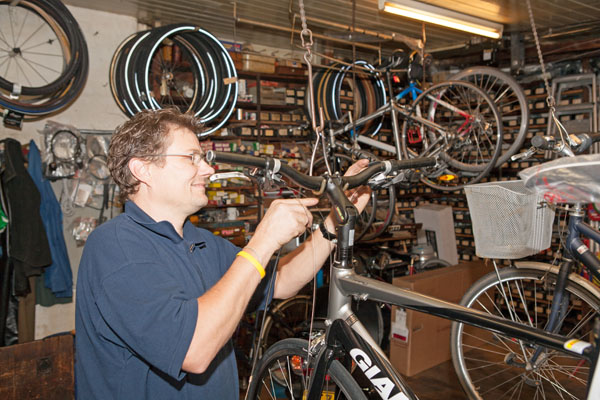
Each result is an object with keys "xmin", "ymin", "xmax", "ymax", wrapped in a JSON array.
[{"xmin": 273, "ymin": 219, "xmax": 336, "ymax": 299}]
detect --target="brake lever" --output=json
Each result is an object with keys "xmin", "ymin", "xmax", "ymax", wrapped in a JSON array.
[
  {"xmin": 368, "ymin": 171, "xmax": 410, "ymax": 189},
  {"xmin": 248, "ymin": 168, "xmax": 285, "ymax": 192},
  {"xmin": 511, "ymin": 148, "xmax": 536, "ymax": 161},
  {"xmin": 209, "ymin": 171, "xmax": 252, "ymax": 182}
]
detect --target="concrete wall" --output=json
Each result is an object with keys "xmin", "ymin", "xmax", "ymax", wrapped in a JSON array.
[{"xmin": 0, "ymin": 5, "xmax": 138, "ymax": 339}]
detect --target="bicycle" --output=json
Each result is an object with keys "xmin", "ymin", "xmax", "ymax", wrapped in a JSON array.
[
  {"xmin": 309, "ymin": 55, "xmax": 512, "ymax": 192},
  {"xmin": 306, "ymin": 57, "xmax": 505, "ymax": 242},
  {"xmin": 206, "ymin": 149, "xmax": 600, "ymax": 400},
  {"xmin": 450, "ymin": 132, "xmax": 600, "ymax": 399}
]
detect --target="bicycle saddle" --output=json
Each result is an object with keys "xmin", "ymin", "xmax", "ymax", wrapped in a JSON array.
[{"xmin": 519, "ymin": 153, "xmax": 600, "ymax": 204}]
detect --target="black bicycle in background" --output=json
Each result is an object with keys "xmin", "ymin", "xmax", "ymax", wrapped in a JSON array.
[{"xmin": 206, "ymin": 148, "xmax": 600, "ymax": 400}]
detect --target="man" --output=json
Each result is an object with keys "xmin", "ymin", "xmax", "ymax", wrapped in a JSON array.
[{"xmin": 75, "ymin": 108, "xmax": 369, "ymax": 399}]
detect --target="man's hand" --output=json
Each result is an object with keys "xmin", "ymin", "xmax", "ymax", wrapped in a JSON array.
[
  {"xmin": 251, "ymin": 197, "xmax": 319, "ymax": 255},
  {"xmin": 343, "ymin": 158, "xmax": 371, "ymax": 213}
]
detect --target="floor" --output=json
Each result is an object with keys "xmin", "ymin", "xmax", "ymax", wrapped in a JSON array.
[{"xmin": 405, "ymin": 359, "xmax": 468, "ymax": 399}]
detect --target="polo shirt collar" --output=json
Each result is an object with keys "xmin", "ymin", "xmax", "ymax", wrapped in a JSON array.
[{"xmin": 124, "ymin": 201, "xmax": 205, "ymax": 245}]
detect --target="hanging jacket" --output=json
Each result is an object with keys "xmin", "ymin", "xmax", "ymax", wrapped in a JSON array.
[
  {"xmin": 0, "ymin": 138, "xmax": 51, "ymax": 295},
  {"xmin": 27, "ymin": 141, "xmax": 72, "ymax": 298}
]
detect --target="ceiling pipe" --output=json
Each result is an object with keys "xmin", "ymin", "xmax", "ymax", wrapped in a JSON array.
[
  {"xmin": 294, "ymin": 13, "xmax": 423, "ymax": 51},
  {"xmin": 235, "ymin": 16, "xmax": 382, "ymax": 51}
]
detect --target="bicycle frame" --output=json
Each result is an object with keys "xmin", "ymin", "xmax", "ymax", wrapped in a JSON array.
[
  {"xmin": 566, "ymin": 204, "xmax": 600, "ymax": 282},
  {"xmin": 327, "ymin": 97, "xmax": 451, "ymax": 160},
  {"xmin": 302, "ymin": 177, "xmax": 600, "ymax": 400},
  {"xmin": 207, "ymin": 150, "xmax": 600, "ymax": 399},
  {"xmin": 300, "ymin": 263, "xmax": 598, "ymax": 400}
]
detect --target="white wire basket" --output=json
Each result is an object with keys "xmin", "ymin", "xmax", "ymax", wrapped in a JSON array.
[{"xmin": 464, "ymin": 180, "xmax": 555, "ymax": 259}]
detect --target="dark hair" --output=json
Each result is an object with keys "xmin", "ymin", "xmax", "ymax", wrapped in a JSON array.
[{"xmin": 108, "ymin": 108, "xmax": 203, "ymax": 201}]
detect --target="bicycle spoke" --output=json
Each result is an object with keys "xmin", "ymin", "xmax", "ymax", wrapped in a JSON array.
[
  {"xmin": 566, "ymin": 307, "xmax": 596, "ymax": 338},
  {"xmin": 14, "ymin": 57, "xmax": 32, "ymax": 86},
  {"xmin": 477, "ymin": 369, "xmax": 526, "ymax": 395},
  {"xmin": 9, "ymin": 6, "xmax": 17, "ymax": 48},
  {"xmin": 0, "ymin": 28, "xmax": 12, "ymax": 49},
  {"xmin": 261, "ymin": 368, "xmax": 277, "ymax": 400},
  {"xmin": 15, "ymin": 20, "xmax": 47, "ymax": 50},
  {"xmin": 14, "ymin": 9, "xmax": 29, "ymax": 49},
  {"xmin": 18, "ymin": 55, "xmax": 56, "ymax": 84},
  {"xmin": 3, "ymin": 56, "xmax": 13, "ymax": 78}
]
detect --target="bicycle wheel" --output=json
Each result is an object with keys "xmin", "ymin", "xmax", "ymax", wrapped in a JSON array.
[
  {"xmin": 451, "ymin": 66, "xmax": 529, "ymax": 167},
  {"xmin": 246, "ymin": 338, "xmax": 367, "ymax": 400},
  {"xmin": 401, "ymin": 80, "xmax": 503, "ymax": 191},
  {"xmin": 0, "ymin": 0, "xmax": 88, "ymax": 116},
  {"xmin": 0, "ymin": 2, "xmax": 68, "ymax": 94},
  {"xmin": 451, "ymin": 266, "xmax": 600, "ymax": 400},
  {"xmin": 257, "ymin": 295, "xmax": 317, "ymax": 358}
]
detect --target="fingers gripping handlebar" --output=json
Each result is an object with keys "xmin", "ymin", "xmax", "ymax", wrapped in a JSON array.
[{"xmin": 205, "ymin": 150, "xmax": 436, "ymax": 192}]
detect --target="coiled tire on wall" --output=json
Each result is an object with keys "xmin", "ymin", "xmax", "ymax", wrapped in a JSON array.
[
  {"xmin": 0, "ymin": 0, "xmax": 88, "ymax": 117},
  {"xmin": 109, "ymin": 23, "xmax": 238, "ymax": 137}
]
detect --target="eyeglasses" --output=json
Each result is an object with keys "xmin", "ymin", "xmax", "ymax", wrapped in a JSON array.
[{"xmin": 136, "ymin": 151, "xmax": 205, "ymax": 166}]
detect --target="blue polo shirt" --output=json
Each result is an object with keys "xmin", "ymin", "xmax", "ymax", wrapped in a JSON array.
[{"xmin": 75, "ymin": 201, "xmax": 268, "ymax": 399}]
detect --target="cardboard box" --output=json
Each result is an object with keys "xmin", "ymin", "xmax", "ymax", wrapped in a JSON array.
[
  {"xmin": 248, "ymin": 86, "xmax": 287, "ymax": 105},
  {"xmin": 389, "ymin": 261, "xmax": 492, "ymax": 376},
  {"xmin": 242, "ymin": 53, "xmax": 275, "ymax": 74},
  {"xmin": 414, "ymin": 203, "xmax": 458, "ymax": 265}
]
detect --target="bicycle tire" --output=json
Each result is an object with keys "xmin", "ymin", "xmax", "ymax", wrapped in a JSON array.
[
  {"xmin": 256, "ymin": 295, "xmax": 318, "ymax": 358},
  {"xmin": 451, "ymin": 66, "xmax": 529, "ymax": 167},
  {"xmin": 0, "ymin": 0, "xmax": 88, "ymax": 116},
  {"xmin": 246, "ymin": 338, "xmax": 367, "ymax": 400},
  {"xmin": 450, "ymin": 266, "xmax": 600, "ymax": 400},
  {"xmin": 401, "ymin": 80, "xmax": 503, "ymax": 191},
  {"xmin": 0, "ymin": 0, "xmax": 77, "ymax": 96}
]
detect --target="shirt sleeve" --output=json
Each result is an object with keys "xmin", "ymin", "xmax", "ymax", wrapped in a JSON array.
[{"xmin": 96, "ymin": 262, "xmax": 198, "ymax": 381}]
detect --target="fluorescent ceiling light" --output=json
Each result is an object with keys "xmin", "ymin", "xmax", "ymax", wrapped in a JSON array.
[{"xmin": 379, "ymin": 0, "xmax": 503, "ymax": 39}]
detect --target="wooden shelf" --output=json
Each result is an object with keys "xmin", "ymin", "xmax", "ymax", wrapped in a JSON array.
[
  {"xmin": 236, "ymin": 102, "xmax": 303, "ymax": 112},
  {"xmin": 228, "ymin": 119, "xmax": 305, "ymax": 126},
  {"xmin": 237, "ymin": 71, "xmax": 307, "ymax": 84}
]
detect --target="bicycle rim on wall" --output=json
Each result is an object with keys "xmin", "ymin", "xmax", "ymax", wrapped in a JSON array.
[{"xmin": 0, "ymin": 0, "xmax": 88, "ymax": 118}]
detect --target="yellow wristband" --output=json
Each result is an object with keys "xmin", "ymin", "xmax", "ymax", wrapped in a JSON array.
[{"xmin": 237, "ymin": 250, "xmax": 266, "ymax": 279}]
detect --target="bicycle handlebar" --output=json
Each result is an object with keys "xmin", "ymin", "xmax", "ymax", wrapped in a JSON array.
[
  {"xmin": 205, "ymin": 150, "xmax": 436, "ymax": 192},
  {"xmin": 530, "ymin": 132, "xmax": 600, "ymax": 155}
]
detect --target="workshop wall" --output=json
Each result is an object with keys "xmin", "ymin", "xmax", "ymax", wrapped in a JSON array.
[{"xmin": 0, "ymin": 5, "xmax": 138, "ymax": 339}]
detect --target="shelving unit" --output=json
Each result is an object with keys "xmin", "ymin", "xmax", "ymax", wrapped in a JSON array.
[{"xmin": 232, "ymin": 70, "xmax": 310, "ymax": 139}]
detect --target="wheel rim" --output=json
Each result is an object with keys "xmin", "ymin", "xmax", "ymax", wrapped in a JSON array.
[
  {"xmin": 454, "ymin": 270, "xmax": 599, "ymax": 399},
  {"xmin": 402, "ymin": 80, "xmax": 503, "ymax": 191},
  {"xmin": 451, "ymin": 66, "xmax": 529, "ymax": 167}
]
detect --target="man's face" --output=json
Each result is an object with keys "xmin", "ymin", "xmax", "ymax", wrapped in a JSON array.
[{"xmin": 147, "ymin": 126, "xmax": 214, "ymax": 216}]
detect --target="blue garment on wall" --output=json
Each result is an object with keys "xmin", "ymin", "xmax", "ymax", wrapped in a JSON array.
[{"xmin": 27, "ymin": 140, "xmax": 72, "ymax": 298}]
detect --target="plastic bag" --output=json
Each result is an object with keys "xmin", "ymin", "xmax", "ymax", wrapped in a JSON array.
[{"xmin": 519, "ymin": 154, "xmax": 600, "ymax": 204}]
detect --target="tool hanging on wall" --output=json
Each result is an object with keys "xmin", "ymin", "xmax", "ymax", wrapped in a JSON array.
[{"xmin": 41, "ymin": 121, "xmax": 85, "ymax": 180}]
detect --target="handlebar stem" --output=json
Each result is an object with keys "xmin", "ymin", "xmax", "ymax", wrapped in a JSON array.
[{"xmin": 324, "ymin": 176, "xmax": 358, "ymax": 268}]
